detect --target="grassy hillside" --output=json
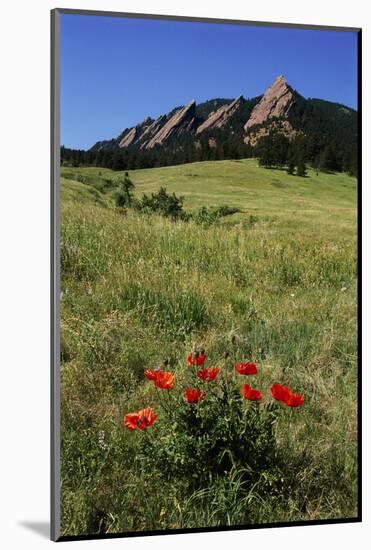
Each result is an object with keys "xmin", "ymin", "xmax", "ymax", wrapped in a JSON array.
[
  {"xmin": 62, "ymin": 159, "xmax": 356, "ymax": 235},
  {"xmin": 60, "ymin": 160, "xmax": 358, "ymax": 536}
]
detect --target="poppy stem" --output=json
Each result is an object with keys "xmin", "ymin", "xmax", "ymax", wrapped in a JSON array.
[
  {"xmin": 157, "ymin": 388, "xmax": 172, "ymax": 418},
  {"xmin": 164, "ymin": 388, "xmax": 173, "ymax": 419}
]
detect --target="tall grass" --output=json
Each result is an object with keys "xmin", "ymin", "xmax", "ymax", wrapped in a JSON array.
[{"xmin": 60, "ymin": 162, "xmax": 357, "ymax": 536}]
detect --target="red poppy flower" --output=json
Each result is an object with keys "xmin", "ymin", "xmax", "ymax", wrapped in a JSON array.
[
  {"xmin": 185, "ymin": 388, "xmax": 205, "ymax": 403},
  {"xmin": 271, "ymin": 383, "xmax": 304, "ymax": 408},
  {"xmin": 241, "ymin": 384, "xmax": 262, "ymax": 401},
  {"xmin": 124, "ymin": 407, "xmax": 158, "ymax": 431},
  {"xmin": 286, "ymin": 393, "xmax": 305, "ymax": 408},
  {"xmin": 235, "ymin": 362, "xmax": 257, "ymax": 375},
  {"xmin": 137, "ymin": 407, "xmax": 158, "ymax": 428},
  {"xmin": 187, "ymin": 352, "xmax": 208, "ymax": 366},
  {"xmin": 124, "ymin": 412, "xmax": 140, "ymax": 431},
  {"xmin": 271, "ymin": 383, "xmax": 292, "ymax": 402},
  {"xmin": 144, "ymin": 369, "xmax": 158, "ymax": 381},
  {"xmin": 153, "ymin": 370, "xmax": 175, "ymax": 389},
  {"xmin": 197, "ymin": 367, "xmax": 220, "ymax": 381}
]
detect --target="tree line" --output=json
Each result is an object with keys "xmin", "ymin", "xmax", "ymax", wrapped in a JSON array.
[
  {"xmin": 61, "ymin": 131, "xmax": 357, "ymax": 177},
  {"xmin": 257, "ymin": 132, "xmax": 357, "ymax": 176}
]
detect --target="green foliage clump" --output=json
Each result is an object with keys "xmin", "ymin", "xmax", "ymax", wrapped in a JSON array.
[
  {"xmin": 115, "ymin": 173, "xmax": 135, "ymax": 208},
  {"xmin": 139, "ymin": 381, "xmax": 281, "ymax": 493},
  {"xmin": 138, "ymin": 187, "xmax": 187, "ymax": 220},
  {"xmin": 192, "ymin": 205, "xmax": 240, "ymax": 226},
  {"xmin": 296, "ymin": 159, "xmax": 307, "ymax": 178}
]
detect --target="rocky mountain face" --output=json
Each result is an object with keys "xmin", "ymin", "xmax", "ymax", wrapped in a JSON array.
[
  {"xmin": 91, "ymin": 94, "xmax": 255, "ymax": 152},
  {"xmin": 106, "ymin": 101, "xmax": 197, "ymax": 151},
  {"xmin": 245, "ymin": 75, "xmax": 294, "ymax": 130},
  {"xmin": 145, "ymin": 100, "xmax": 197, "ymax": 149},
  {"xmin": 90, "ymin": 76, "xmax": 357, "ymax": 155},
  {"xmin": 243, "ymin": 75, "xmax": 300, "ymax": 145},
  {"xmin": 196, "ymin": 95, "xmax": 244, "ymax": 134}
]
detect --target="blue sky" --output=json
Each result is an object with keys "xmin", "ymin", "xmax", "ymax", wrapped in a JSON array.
[{"xmin": 60, "ymin": 14, "xmax": 358, "ymax": 149}]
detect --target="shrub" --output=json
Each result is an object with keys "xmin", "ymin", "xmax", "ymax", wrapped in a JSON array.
[
  {"xmin": 192, "ymin": 206, "xmax": 219, "ymax": 226},
  {"xmin": 193, "ymin": 205, "xmax": 240, "ymax": 226},
  {"xmin": 297, "ymin": 160, "xmax": 307, "ymax": 177},
  {"xmin": 139, "ymin": 187, "xmax": 187, "ymax": 220},
  {"xmin": 139, "ymin": 384, "xmax": 281, "ymax": 491},
  {"xmin": 115, "ymin": 174, "xmax": 135, "ymax": 206},
  {"xmin": 115, "ymin": 190, "xmax": 129, "ymax": 209}
]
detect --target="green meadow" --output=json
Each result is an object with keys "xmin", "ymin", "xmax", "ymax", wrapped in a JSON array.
[{"xmin": 60, "ymin": 159, "xmax": 358, "ymax": 535}]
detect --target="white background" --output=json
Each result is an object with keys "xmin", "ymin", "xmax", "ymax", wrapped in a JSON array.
[{"xmin": 0, "ymin": 0, "xmax": 369, "ymax": 548}]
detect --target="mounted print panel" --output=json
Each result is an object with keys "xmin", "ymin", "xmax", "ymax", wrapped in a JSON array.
[{"xmin": 51, "ymin": 8, "xmax": 361, "ymax": 541}]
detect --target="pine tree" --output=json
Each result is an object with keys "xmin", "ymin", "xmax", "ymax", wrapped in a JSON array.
[
  {"xmin": 115, "ymin": 173, "xmax": 135, "ymax": 206},
  {"xmin": 257, "ymin": 135, "xmax": 274, "ymax": 168},
  {"xmin": 297, "ymin": 159, "xmax": 307, "ymax": 177},
  {"xmin": 287, "ymin": 157, "xmax": 296, "ymax": 175},
  {"xmin": 286, "ymin": 146, "xmax": 296, "ymax": 175},
  {"xmin": 273, "ymin": 134, "xmax": 289, "ymax": 168}
]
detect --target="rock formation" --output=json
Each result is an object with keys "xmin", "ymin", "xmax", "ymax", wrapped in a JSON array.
[
  {"xmin": 145, "ymin": 100, "xmax": 197, "ymax": 149},
  {"xmin": 244, "ymin": 75, "xmax": 294, "ymax": 130},
  {"xmin": 244, "ymin": 120, "xmax": 301, "ymax": 146},
  {"xmin": 118, "ymin": 127, "xmax": 137, "ymax": 148},
  {"xmin": 135, "ymin": 115, "xmax": 166, "ymax": 149},
  {"xmin": 196, "ymin": 95, "xmax": 243, "ymax": 134}
]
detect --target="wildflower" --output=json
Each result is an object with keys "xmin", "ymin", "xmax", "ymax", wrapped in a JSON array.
[
  {"xmin": 153, "ymin": 370, "xmax": 175, "ymax": 389},
  {"xmin": 271, "ymin": 383, "xmax": 304, "ymax": 407},
  {"xmin": 286, "ymin": 393, "xmax": 305, "ymax": 407},
  {"xmin": 271, "ymin": 383, "xmax": 291, "ymax": 402},
  {"xmin": 144, "ymin": 368, "xmax": 175, "ymax": 389},
  {"xmin": 197, "ymin": 367, "xmax": 220, "ymax": 381},
  {"xmin": 241, "ymin": 384, "xmax": 262, "ymax": 401},
  {"xmin": 144, "ymin": 369, "xmax": 158, "ymax": 381},
  {"xmin": 124, "ymin": 412, "xmax": 140, "ymax": 431},
  {"xmin": 98, "ymin": 430, "xmax": 108, "ymax": 450},
  {"xmin": 187, "ymin": 351, "xmax": 208, "ymax": 366},
  {"xmin": 235, "ymin": 362, "xmax": 257, "ymax": 375},
  {"xmin": 137, "ymin": 407, "xmax": 158, "ymax": 428},
  {"xmin": 124, "ymin": 407, "xmax": 158, "ymax": 431},
  {"xmin": 185, "ymin": 388, "xmax": 205, "ymax": 403}
]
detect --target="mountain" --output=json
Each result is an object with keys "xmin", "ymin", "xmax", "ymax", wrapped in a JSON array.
[
  {"xmin": 57, "ymin": 75, "xmax": 357, "ymax": 175},
  {"xmin": 90, "ymin": 75, "xmax": 356, "ymax": 157},
  {"xmin": 196, "ymin": 95, "xmax": 244, "ymax": 134},
  {"xmin": 243, "ymin": 75, "xmax": 302, "ymax": 146},
  {"xmin": 90, "ymin": 94, "xmax": 260, "ymax": 153},
  {"xmin": 245, "ymin": 76, "xmax": 295, "ymax": 129}
]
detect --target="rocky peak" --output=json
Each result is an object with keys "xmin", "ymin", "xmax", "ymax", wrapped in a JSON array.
[
  {"xmin": 118, "ymin": 116, "xmax": 155, "ymax": 149},
  {"xmin": 244, "ymin": 75, "xmax": 294, "ymax": 130},
  {"xmin": 135, "ymin": 115, "xmax": 166, "ymax": 149},
  {"xmin": 118, "ymin": 127, "xmax": 137, "ymax": 148},
  {"xmin": 145, "ymin": 100, "xmax": 196, "ymax": 149},
  {"xmin": 196, "ymin": 95, "xmax": 244, "ymax": 134}
]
